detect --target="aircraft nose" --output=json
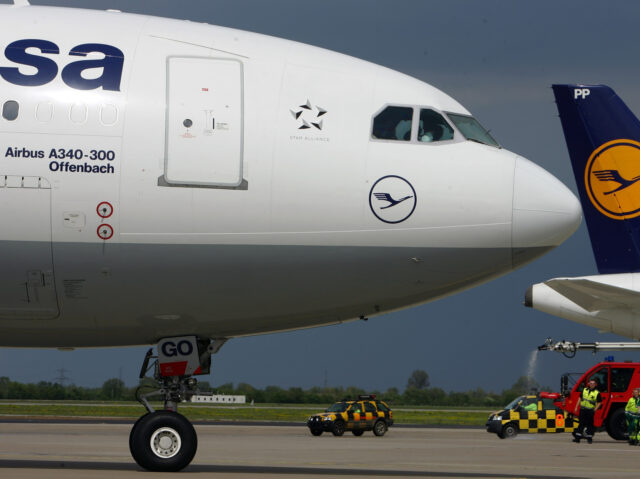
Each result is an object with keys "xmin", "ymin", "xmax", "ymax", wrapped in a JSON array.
[{"xmin": 512, "ymin": 157, "xmax": 582, "ymax": 264}]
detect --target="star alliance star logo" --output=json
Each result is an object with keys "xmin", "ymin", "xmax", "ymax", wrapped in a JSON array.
[{"xmin": 291, "ymin": 100, "xmax": 327, "ymax": 130}]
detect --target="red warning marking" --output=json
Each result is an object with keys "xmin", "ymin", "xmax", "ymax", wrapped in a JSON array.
[
  {"xmin": 97, "ymin": 201, "xmax": 114, "ymax": 218},
  {"xmin": 160, "ymin": 361, "xmax": 188, "ymax": 377},
  {"xmin": 97, "ymin": 224, "xmax": 114, "ymax": 240}
]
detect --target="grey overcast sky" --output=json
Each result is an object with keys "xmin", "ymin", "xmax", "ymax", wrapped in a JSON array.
[{"xmin": 2, "ymin": 0, "xmax": 640, "ymax": 393}]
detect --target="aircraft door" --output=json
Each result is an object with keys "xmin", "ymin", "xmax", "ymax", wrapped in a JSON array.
[
  {"xmin": 165, "ymin": 57, "xmax": 244, "ymax": 187},
  {"xmin": 0, "ymin": 176, "xmax": 59, "ymax": 319}
]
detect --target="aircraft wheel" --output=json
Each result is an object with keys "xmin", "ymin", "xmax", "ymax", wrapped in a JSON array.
[
  {"xmin": 129, "ymin": 411, "xmax": 197, "ymax": 472},
  {"xmin": 129, "ymin": 413, "xmax": 150, "ymax": 452}
]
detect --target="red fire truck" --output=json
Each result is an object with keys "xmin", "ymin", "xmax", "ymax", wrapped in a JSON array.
[
  {"xmin": 554, "ymin": 360, "xmax": 640, "ymax": 439},
  {"xmin": 539, "ymin": 340, "xmax": 640, "ymax": 440}
]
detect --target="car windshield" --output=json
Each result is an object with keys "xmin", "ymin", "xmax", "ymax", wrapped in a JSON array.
[
  {"xmin": 326, "ymin": 402, "xmax": 348, "ymax": 413},
  {"xmin": 446, "ymin": 113, "xmax": 499, "ymax": 147},
  {"xmin": 504, "ymin": 396, "xmax": 525, "ymax": 410}
]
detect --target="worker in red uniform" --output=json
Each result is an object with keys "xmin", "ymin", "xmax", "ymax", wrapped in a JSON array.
[{"xmin": 572, "ymin": 379, "xmax": 602, "ymax": 444}]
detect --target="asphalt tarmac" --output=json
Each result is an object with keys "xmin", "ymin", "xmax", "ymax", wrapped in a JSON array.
[{"xmin": 0, "ymin": 421, "xmax": 637, "ymax": 478}]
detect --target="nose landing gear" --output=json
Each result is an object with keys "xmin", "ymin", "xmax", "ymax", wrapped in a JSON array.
[{"xmin": 129, "ymin": 336, "xmax": 225, "ymax": 471}]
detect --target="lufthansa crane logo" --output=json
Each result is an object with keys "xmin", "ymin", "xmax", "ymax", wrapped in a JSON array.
[
  {"xmin": 585, "ymin": 139, "xmax": 640, "ymax": 220},
  {"xmin": 369, "ymin": 175, "xmax": 417, "ymax": 224}
]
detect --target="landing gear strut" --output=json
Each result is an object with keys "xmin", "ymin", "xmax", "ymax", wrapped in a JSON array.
[{"xmin": 129, "ymin": 336, "xmax": 226, "ymax": 472}]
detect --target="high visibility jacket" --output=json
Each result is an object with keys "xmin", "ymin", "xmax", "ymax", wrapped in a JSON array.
[
  {"xmin": 626, "ymin": 397, "xmax": 640, "ymax": 414},
  {"xmin": 581, "ymin": 388, "xmax": 600, "ymax": 410}
]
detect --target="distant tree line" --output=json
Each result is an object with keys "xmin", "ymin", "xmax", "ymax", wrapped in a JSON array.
[
  {"xmin": 0, "ymin": 370, "xmax": 547, "ymax": 407},
  {"xmin": 0, "ymin": 376, "xmax": 133, "ymax": 401}
]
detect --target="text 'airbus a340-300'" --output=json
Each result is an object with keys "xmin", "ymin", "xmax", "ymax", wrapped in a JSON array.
[{"xmin": 0, "ymin": 1, "xmax": 580, "ymax": 471}]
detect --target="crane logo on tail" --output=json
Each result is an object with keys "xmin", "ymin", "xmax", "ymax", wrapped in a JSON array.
[
  {"xmin": 369, "ymin": 175, "xmax": 417, "ymax": 224},
  {"xmin": 585, "ymin": 139, "xmax": 640, "ymax": 220}
]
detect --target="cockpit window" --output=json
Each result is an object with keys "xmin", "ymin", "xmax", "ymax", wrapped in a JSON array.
[
  {"xmin": 419, "ymin": 109, "xmax": 454, "ymax": 142},
  {"xmin": 446, "ymin": 113, "xmax": 499, "ymax": 147},
  {"xmin": 372, "ymin": 106, "xmax": 413, "ymax": 141}
]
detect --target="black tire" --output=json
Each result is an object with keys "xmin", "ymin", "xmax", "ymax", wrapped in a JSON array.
[
  {"xmin": 502, "ymin": 423, "xmax": 518, "ymax": 439},
  {"xmin": 497, "ymin": 432, "xmax": 505, "ymax": 439},
  {"xmin": 352, "ymin": 429, "xmax": 364, "ymax": 436},
  {"xmin": 606, "ymin": 408, "xmax": 628, "ymax": 441},
  {"xmin": 129, "ymin": 411, "xmax": 197, "ymax": 472},
  {"xmin": 373, "ymin": 420, "xmax": 387, "ymax": 437},
  {"xmin": 310, "ymin": 427, "xmax": 323, "ymax": 436},
  {"xmin": 331, "ymin": 421, "xmax": 345, "ymax": 436},
  {"xmin": 129, "ymin": 413, "xmax": 150, "ymax": 452}
]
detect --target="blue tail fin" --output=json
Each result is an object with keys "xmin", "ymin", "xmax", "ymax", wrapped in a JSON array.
[{"xmin": 552, "ymin": 84, "xmax": 640, "ymax": 274}]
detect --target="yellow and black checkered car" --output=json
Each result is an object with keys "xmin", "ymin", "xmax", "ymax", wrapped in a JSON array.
[
  {"xmin": 486, "ymin": 393, "xmax": 577, "ymax": 439},
  {"xmin": 307, "ymin": 395, "xmax": 393, "ymax": 437}
]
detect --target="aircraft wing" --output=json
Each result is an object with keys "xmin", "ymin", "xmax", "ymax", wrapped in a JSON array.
[{"xmin": 545, "ymin": 278, "xmax": 640, "ymax": 312}]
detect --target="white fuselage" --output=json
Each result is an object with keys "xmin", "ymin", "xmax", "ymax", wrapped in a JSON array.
[{"xmin": 0, "ymin": 5, "xmax": 580, "ymax": 347}]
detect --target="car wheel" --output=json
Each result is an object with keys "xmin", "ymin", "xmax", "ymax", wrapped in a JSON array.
[
  {"xmin": 310, "ymin": 426, "xmax": 323, "ymax": 436},
  {"xmin": 606, "ymin": 408, "xmax": 628, "ymax": 440},
  {"xmin": 331, "ymin": 421, "xmax": 345, "ymax": 436},
  {"xmin": 352, "ymin": 429, "xmax": 364, "ymax": 436},
  {"xmin": 501, "ymin": 423, "xmax": 518, "ymax": 439},
  {"xmin": 373, "ymin": 420, "xmax": 387, "ymax": 437}
]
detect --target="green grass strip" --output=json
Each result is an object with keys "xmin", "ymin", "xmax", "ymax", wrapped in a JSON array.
[{"xmin": 0, "ymin": 403, "xmax": 488, "ymax": 426}]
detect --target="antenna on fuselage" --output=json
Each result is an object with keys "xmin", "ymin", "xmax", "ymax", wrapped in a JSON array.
[{"xmin": 13, "ymin": 0, "xmax": 31, "ymax": 6}]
